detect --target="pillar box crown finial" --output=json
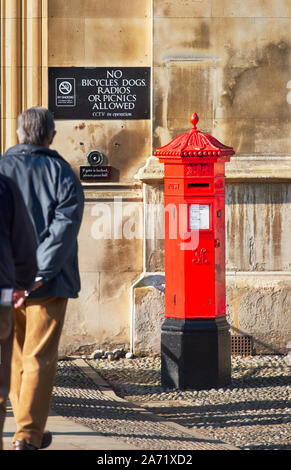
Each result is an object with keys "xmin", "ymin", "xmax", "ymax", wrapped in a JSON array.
[
  {"xmin": 154, "ymin": 113, "xmax": 235, "ymax": 160},
  {"xmin": 191, "ymin": 112, "xmax": 199, "ymax": 130}
]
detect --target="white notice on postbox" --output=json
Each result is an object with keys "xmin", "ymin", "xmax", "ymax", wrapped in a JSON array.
[{"xmin": 189, "ymin": 204, "xmax": 210, "ymax": 230}]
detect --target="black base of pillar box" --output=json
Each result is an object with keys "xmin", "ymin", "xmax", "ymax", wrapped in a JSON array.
[{"xmin": 161, "ymin": 317, "xmax": 231, "ymax": 390}]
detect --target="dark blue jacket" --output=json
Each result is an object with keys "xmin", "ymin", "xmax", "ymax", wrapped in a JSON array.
[
  {"xmin": 0, "ymin": 145, "xmax": 84, "ymax": 299},
  {"xmin": 0, "ymin": 174, "xmax": 37, "ymax": 290}
]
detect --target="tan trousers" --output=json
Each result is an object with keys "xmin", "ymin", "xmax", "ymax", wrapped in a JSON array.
[{"xmin": 9, "ymin": 297, "xmax": 68, "ymax": 448}]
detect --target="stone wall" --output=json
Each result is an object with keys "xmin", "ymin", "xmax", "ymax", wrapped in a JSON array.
[
  {"xmin": 153, "ymin": 0, "xmax": 291, "ymax": 154},
  {"xmin": 133, "ymin": 0, "xmax": 291, "ymax": 355},
  {"xmin": 1, "ymin": 0, "xmax": 290, "ymax": 355},
  {"xmin": 44, "ymin": 0, "xmax": 151, "ymax": 354}
]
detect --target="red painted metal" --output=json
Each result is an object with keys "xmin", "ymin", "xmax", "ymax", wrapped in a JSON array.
[{"xmin": 155, "ymin": 113, "xmax": 235, "ymax": 320}]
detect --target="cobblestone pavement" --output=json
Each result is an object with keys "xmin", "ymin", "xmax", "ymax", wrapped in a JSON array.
[
  {"xmin": 85, "ymin": 355, "xmax": 291, "ymax": 451},
  {"xmin": 51, "ymin": 359, "xmax": 236, "ymax": 451}
]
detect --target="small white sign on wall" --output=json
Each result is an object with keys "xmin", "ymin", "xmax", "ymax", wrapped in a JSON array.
[{"xmin": 189, "ymin": 204, "xmax": 210, "ymax": 230}]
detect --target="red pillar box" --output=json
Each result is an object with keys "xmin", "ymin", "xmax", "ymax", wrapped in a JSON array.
[{"xmin": 155, "ymin": 113, "xmax": 235, "ymax": 390}]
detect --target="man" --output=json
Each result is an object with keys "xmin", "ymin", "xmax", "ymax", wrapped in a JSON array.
[
  {"xmin": 0, "ymin": 174, "xmax": 37, "ymax": 450},
  {"xmin": 0, "ymin": 107, "xmax": 84, "ymax": 450}
]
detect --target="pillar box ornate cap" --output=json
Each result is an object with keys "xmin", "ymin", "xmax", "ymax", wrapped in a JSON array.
[{"xmin": 154, "ymin": 113, "xmax": 235, "ymax": 161}]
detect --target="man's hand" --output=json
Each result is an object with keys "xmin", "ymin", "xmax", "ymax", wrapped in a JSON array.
[
  {"xmin": 13, "ymin": 290, "xmax": 26, "ymax": 309},
  {"xmin": 13, "ymin": 279, "xmax": 43, "ymax": 309},
  {"xmin": 31, "ymin": 280, "xmax": 43, "ymax": 292}
]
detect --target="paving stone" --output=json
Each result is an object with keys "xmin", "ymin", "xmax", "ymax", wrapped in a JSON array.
[
  {"xmin": 85, "ymin": 355, "xmax": 291, "ymax": 451},
  {"xmin": 51, "ymin": 359, "xmax": 236, "ymax": 450}
]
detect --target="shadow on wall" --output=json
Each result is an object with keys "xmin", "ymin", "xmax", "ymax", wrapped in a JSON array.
[
  {"xmin": 225, "ymin": 182, "xmax": 291, "ymax": 271},
  {"xmin": 108, "ymin": 128, "xmax": 149, "ymax": 180},
  {"xmin": 221, "ymin": 41, "xmax": 291, "ymax": 153},
  {"xmin": 230, "ymin": 326, "xmax": 283, "ymax": 355},
  {"xmin": 226, "ymin": 182, "xmax": 291, "ymax": 205}
]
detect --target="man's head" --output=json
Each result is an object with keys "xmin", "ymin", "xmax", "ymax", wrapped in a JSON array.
[{"xmin": 17, "ymin": 107, "xmax": 56, "ymax": 147}]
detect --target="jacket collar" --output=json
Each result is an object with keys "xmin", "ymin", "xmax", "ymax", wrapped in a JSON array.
[{"xmin": 4, "ymin": 144, "xmax": 61, "ymax": 159}]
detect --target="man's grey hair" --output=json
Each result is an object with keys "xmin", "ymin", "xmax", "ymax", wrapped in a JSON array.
[{"xmin": 17, "ymin": 107, "xmax": 55, "ymax": 146}]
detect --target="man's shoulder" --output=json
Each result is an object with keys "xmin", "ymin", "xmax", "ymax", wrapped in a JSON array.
[
  {"xmin": 1, "ymin": 145, "xmax": 82, "ymax": 194},
  {"xmin": 0, "ymin": 175, "xmax": 18, "ymax": 214},
  {"xmin": 3, "ymin": 144, "xmax": 67, "ymax": 162},
  {"xmin": 0, "ymin": 174, "xmax": 12, "ymax": 196},
  {"xmin": 0, "ymin": 173, "xmax": 13, "ymax": 187},
  {"xmin": 2, "ymin": 144, "xmax": 73, "ymax": 173},
  {"xmin": 0, "ymin": 173, "xmax": 20, "ymax": 196}
]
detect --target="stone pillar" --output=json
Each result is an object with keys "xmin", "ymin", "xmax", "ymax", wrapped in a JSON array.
[
  {"xmin": 21, "ymin": 0, "xmax": 43, "ymax": 109},
  {"xmin": 41, "ymin": 0, "xmax": 48, "ymax": 108},
  {"xmin": 1, "ymin": 0, "xmax": 22, "ymax": 152},
  {"xmin": 1, "ymin": 0, "xmax": 47, "ymax": 153}
]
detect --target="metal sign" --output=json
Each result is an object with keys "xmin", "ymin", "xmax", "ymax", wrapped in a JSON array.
[
  {"xmin": 189, "ymin": 204, "xmax": 210, "ymax": 230},
  {"xmin": 49, "ymin": 67, "xmax": 150, "ymax": 120},
  {"xmin": 55, "ymin": 78, "xmax": 76, "ymax": 107},
  {"xmin": 80, "ymin": 166, "xmax": 111, "ymax": 181}
]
